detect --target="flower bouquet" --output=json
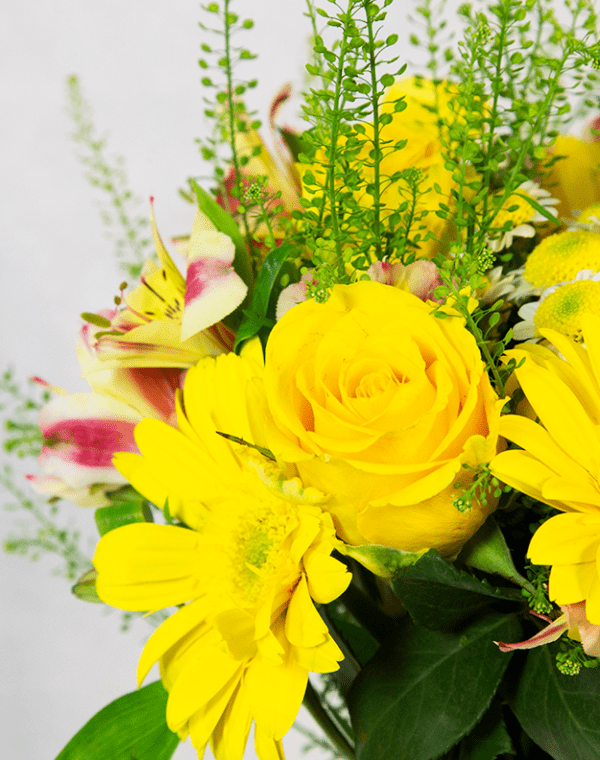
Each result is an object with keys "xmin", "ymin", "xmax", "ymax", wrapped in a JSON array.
[{"xmin": 4, "ymin": 0, "xmax": 600, "ymax": 758}]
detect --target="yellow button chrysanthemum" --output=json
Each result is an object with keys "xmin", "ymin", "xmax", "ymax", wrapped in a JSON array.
[
  {"xmin": 494, "ymin": 191, "xmax": 537, "ymax": 229},
  {"xmin": 523, "ymin": 230, "xmax": 600, "ymax": 288},
  {"xmin": 578, "ymin": 203, "xmax": 600, "ymax": 224},
  {"xmin": 534, "ymin": 280, "xmax": 600, "ymax": 340}
]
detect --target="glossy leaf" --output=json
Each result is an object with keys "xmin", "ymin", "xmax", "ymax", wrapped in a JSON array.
[
  {"xmin": 392, "ymin": 550, "xmax": 523, "ymax": 631},
  {"xmin": 233, "ymin": 242, "xmax": 295, "ymax": 352},
  {"xmin": 95, "ymin": 500, "xmax": 153, "ymax": 537},
  {"xmin": 508, "ymin": 642, "xmax": 600, "ymax": 760},
  {"xmin": 348, "ymin": 612, "xmax": 521, "ymax": 760},
  {"xmin": 446, "ymin": 699, "xmax": 515, "ymax": 759},
  {"xmin": 54, "ymin": 681, "xmax": 179, "ymax": 760}
]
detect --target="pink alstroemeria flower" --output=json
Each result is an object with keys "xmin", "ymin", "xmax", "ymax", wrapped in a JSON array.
[
  {"xmin": 367, "ymin": 259, "xmax": 443, "ymax": 301},
  {"xmin": 29, "ymin": 363, "xmax": 185, "ymax": 506},
  {"xmin": 216, "ymin": 83, "xmax": 303, "ymax": 236},
  {"xmin": 175, "ymin": 210, "xmax": 248, "ymax": 342},
  {"xmin": 497, "ymin": 603, "xmax": 600, "ymax": 658},
  {"xmin": 37, "ymin": 392, "xmax": 141, "ymax": 491},
  {"xmin": 79, "ymin": 200, "xmax": 242, "ymax": 375},
  {"xmin": 25, "ymin": 474, "xmax": 121, "ymax": 508}
]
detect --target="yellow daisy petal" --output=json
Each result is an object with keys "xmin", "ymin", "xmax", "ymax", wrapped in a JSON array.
[
  {"xmin": 548, "ymin": 562, "xmax": 596, "ymax": 605},
  {"xmin": 94, "ymin": 523, "xmax": 201, "ymax": 610}
]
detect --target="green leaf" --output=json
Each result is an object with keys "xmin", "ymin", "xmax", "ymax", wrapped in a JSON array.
[
  {"xmin": 189, "ymin": 180, "xmax": 253, "ymax": 293},
  {"xmin": 278, "ymin": 127, "xmax": 304, "ymax": 162},
  {"xmin": 392, "ymin": 550, "xmax": 523, "ymax": 631},
  {"xmin": 71, "ymin": 568, "xmax": 103, "ymax": 604},
  {"xmin": 458, "ymin": 516, "xmax": 534, "ymax": 593},
  {"xmin": 233, "ymin": 242, "xmax": 296, "ymax": 353},
  {"xmin": 54, "ymin": 681, "xmax": 179, "ymax": 760},
  {"xmin": 95, "ymin": 500, "xmax": 153, "ymax": 537},
  {"xmin": 341, "ymin": 543, "xmax": 427, "ymax": 578},
  {"xmin": 513, "ymin": 191, "xmax": 559, "ymax": 225},
  {"xmin": 327, "ymin": 606, "xmax": 380, "ymax": 668},
  {"xmin": 449, "ymin": 699, "xmax": 515, "ymax": 759},
  {"xmin": 348, "ymin": 613, "xmax": 521, "ymax": 760},
  {"xmin": 508, "ymin": 642, "xmax": 600, "ymax": 760}
]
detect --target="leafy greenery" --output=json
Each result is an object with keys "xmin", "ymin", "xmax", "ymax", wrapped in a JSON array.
[
  {"xmin": 508, "ymin": 641, "xmax": 600, "ymax": 760},
  {"xmin": 1, "ymin": 464, "xmax": 91, "ymax": 581},
  {"xmin": 66, "ymin": 75, "xmax": 151, "ymax": 279},
  {"xmin": 392, "ymin": 549, "xmax": 523, "ymax": 631},
  {"xmin": 348, "ymin": 612, "xmax": 522, "ymax": 760},
  {"xmin": 54, "ymin": 681, "xmax": 179, "ymax": 760},
  {"xmin": 0, "ymin": 368, "xmax": 48, "ymax": 459}
]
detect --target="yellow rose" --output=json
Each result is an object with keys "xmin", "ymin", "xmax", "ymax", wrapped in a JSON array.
[
  {"xmin": 297, "ymin": 78, "xmax": 460, "ymax": 259},
  {"xmin": 541, "ymin": 135, "xmax": 600, "ymax": 219},
  {"xmin": 261, "ymin": 281, "xmax": 504, "ymax": 557}
]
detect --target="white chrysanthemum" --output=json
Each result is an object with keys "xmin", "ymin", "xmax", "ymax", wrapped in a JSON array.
[
  {"xmin": 513, "ymin": 269, "xmax": 600, "ymax": 342},
  {"xmin": 565, "ymin": 202, "xmax": 600, "ymax": 234},
  {"xmin": 487, "ymin": 181, "xmax": 559, "ymax": 253},
  {"xmin": 481, "ymin": 265, "xmax": 544, "ymax": 306}
]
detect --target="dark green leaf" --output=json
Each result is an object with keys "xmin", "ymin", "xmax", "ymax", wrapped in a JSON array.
[
  {"xmin": 451, "ymin": 699, "xmax": 515, "ymax": 759},
  {"xmin": 392, "ymin": 550, "xmax": 523, "ymax": 631},
  {"xmin": 508, "ymin": 642, "xmax": 600, "ymax": 760},
  {"xmin": 233, "ymin": 242, "xmax": 296, "ymax": 353},
  {"xmin": 95, "ymin": 500, "xmax": 153, "ymax": 537},
  {"xmin": 54, "ymin": 681, "xmax": 179, "ymax": 760},
  {"xmin": 348, "ymin": 613, "xmax": 521, "ymax": 760},
  {"xmin": 327, "ymin": 606, "xmax": 380, "ymax": 668},
  {"xmin": 278, "ymin": 127, "xmax": 304, "ymax": 162}
]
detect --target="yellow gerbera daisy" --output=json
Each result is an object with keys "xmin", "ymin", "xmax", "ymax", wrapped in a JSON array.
[
  {"xmin": 93, "ymin": 348, "xmax": 351, "ymax": 760},
  {"xmin": 490, "ymin": 314, "xmax": 600, "ymax": 622}
]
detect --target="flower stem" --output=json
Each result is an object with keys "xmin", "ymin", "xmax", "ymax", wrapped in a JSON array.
[{"xmin": 302, "ymin": 680, "xmax": 355, "ymax": 759}]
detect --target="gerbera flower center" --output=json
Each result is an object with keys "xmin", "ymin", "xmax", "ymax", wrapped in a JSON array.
[
  {"xmin": 231, "ymin": 503, "xmax": 297, "ymax": 603},
  {"xmin": 534, "ymin": 280, "xmax": 600, "ymax": 340}
]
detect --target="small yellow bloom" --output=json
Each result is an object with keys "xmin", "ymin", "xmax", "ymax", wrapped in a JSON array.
[
  {"xmin": 94, "ymin": 350, "xmax": 350, "ymax": 760},
  {"xmin": 490, "ymin": 314, "xmax": 600, "ymax": 623},
  {"xmin": 486, "ymin": 181, "xmax": 558, "ymax": 253},
  {"xmin": 578, "ymin": 203, "xmax": 600, "ymax": 226},
  {"xmin": 523, "ymin": 230, "xmax": 600, "ymax": 289},
  {"xmin": 261, "ymin": 281, "xmax": 504, "ymax": 557},
  {"xmin": 534, "ymin": 279, "xmax": 600, "ymax": 340}
]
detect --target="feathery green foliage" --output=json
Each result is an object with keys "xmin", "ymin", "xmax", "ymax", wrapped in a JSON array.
[{"xmin": 65, "ymin": 75, "xmax": 151, "ymax": 279}]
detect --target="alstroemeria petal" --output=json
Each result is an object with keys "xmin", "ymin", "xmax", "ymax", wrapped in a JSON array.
[
  {"xmin": 25, "ymin": 474, "xmax": 116, "ymax": 508},
  {"xmin": 496, "ymin": 614, "xmax": 568, "ymax": 652},
  {"xmin": 38, "ymin": 393, "xmax": 140, "ymax": 488},
  {"xmin": 180, "ymin": 221, "xmax": 248, "ymax": 341}
]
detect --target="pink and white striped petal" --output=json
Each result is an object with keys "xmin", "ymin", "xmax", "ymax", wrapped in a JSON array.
[
  {"xmin": 179, "ymin": 212, "xmax": 248, "ymax": 342},
  {"xmin": 38, "ymin": 393, "xmax": 141, "ymax": 489},
  {"xmin": 496, "ymin": 614, "xmax": 568, "ymax": 652}
]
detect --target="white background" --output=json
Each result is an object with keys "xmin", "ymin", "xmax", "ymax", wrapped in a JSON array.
[{"xmin": 0, "ymin": 1, "xmax": 433, "ymax": 758}]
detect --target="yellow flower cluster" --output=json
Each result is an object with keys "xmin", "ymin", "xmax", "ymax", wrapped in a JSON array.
[{"xmin": 92, "ymin": 278, "xmax": 506, "ymax": 759}]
